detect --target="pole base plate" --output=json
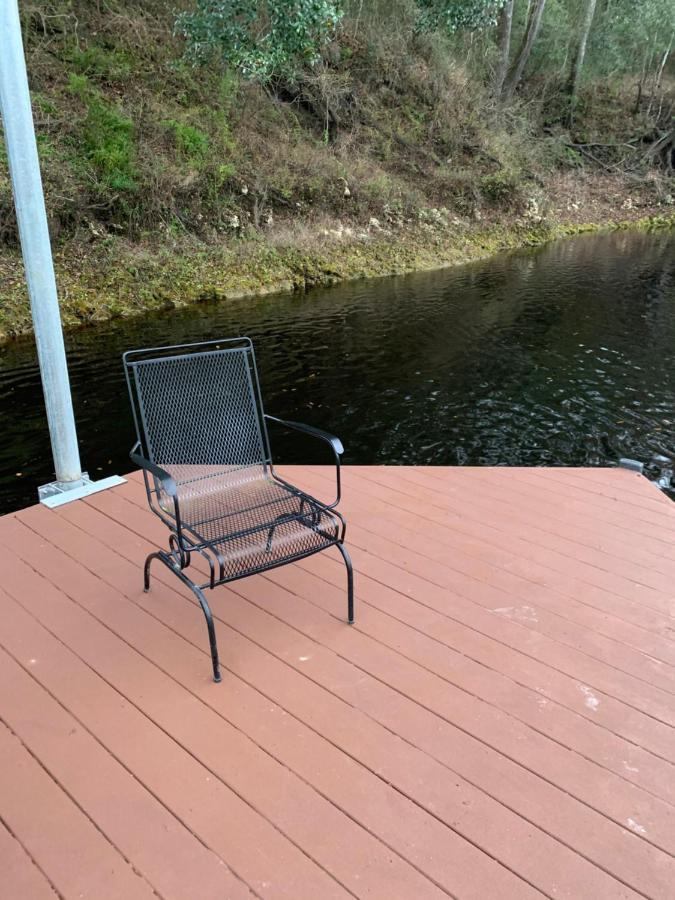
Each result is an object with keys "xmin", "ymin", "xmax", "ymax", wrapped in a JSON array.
[{"xmin": 39, "ymin": 473, "xmax": 126, "ymax": 508}]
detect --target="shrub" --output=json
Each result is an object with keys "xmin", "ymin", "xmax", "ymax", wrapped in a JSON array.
[
  {"xmin": 165, "ymin": 120, "xmax": 209, "ymax": 164},
  {"xmin": 176, "ymin": 0, "xmax": 344, "ymax": 82},
  {"xmin": 68, "ymin": 45, "xmax": 131, "ymax": 82},
  {"xmin": 480, "ymin": 169, "xmax": 521, "ymax": 207},
  {"xmin": 68, "ymin": 74, "xmax": 137, "ymax": 192}
]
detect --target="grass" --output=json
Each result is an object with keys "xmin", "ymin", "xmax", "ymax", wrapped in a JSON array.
[
  {"xmin": 165, "ymin": 120, "xmax": 209, "ymax": 165},
  {"xmin": 68, "ymin": 73, "xmax": 137, "ymax": 193}
]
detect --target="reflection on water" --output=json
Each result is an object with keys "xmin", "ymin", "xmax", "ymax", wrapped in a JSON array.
[{"xmin": 1, "ymin": 229, "xmax": 674, "ymax": 513}]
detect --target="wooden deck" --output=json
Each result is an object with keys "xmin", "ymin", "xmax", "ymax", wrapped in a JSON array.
[{"xmin": 1, "ymin": 465, "xmax": 674, "ymax": 900}]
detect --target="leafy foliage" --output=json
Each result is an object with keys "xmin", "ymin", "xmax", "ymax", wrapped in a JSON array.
[
  {"xmin": 176, "ymin": 0, "xmax": 344, "ymax": 81},
  {"xmin": 165, "ymin": 120, "xmax": 210, "ymax": 165},
  {"xmin": 587, "ymin": 0, "xmax": 674, "ymax": 78},
  {"xmin": 415, "ymin": 0, "xmax": 507, "ymax": 34}
]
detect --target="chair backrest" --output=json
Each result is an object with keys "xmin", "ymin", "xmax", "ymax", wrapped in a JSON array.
[{"xmin": 124, "ymin": 338, "xmax": 271, "ymax": 495}]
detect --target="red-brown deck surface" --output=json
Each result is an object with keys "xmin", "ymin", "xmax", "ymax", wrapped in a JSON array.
[{"xmin": 1, "ymin": 465, "xmax": 674, "ymax": 899}]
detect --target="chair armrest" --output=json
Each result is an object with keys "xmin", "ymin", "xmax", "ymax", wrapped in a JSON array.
[
  {"xmin": 130, "ymin": 442, "xmax": 177, "ymax": 497},
  {"xmin": 264, "ymin": 416, "xmax": 344, "ymax": 455},
  {"xmin": 265, "ymin": 415, "xmax": 343, "ymax": 509}
]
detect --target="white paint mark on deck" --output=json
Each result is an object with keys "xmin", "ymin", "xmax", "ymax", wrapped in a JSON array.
[
  {"xmin": 626, "ymin": 818, "xmax": 647, "ymax": 836},
  {"xmin": 579, "ymin": 684, "xmax": 600, "ymax": 711},
  {"xmin": 492, "ymin": 605, "xmax": 539, "ymax": 624}
]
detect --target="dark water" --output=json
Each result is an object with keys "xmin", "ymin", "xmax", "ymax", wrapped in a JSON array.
[{"xmin": 1, "ymin": 229, "xmax": 674, "ymax": 513}]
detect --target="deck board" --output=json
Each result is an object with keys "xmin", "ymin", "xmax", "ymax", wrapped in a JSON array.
[
  {"xmin": 0, "ymin": 819, "xmax": 59, "ymax": 899},
  {"xmin": 1, "ymin": 466, "xmax": 674, "ymax": 899}
]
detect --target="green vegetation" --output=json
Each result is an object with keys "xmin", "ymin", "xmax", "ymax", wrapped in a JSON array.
[
  {"xmin": 177, "ymin": 0, "xmax": 343, "ymax": 79},
  {"xmin": 165, "ymin": 120, "xmax": 209, "ymax": 165},
  {"xmin": 68, "ymin": 73, "xmax": 137, "ymax": 192},
  {"xmin": 0, "ymin": 0, "xmax": 672, "ymax": 338}
]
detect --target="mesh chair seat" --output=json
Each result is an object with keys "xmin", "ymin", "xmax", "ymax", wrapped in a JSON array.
[{"xmin": 162, "ymin": 471, "xmax": 341, "ymax": 580}]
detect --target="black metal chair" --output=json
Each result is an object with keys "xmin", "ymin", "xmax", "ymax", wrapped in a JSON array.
[{"xmin": 123, "ymin": 337, "xmax": 353, "ymax": 682}]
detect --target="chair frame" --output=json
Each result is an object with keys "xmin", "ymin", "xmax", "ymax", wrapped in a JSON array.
[{"xmin": 124, "ymin": 337, "xmax": 353, "ymax": 683}]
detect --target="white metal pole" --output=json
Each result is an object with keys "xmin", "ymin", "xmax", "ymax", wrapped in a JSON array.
[{"xmin": 0, "ymin": 0, "xmax": 82, "ymax": 486}]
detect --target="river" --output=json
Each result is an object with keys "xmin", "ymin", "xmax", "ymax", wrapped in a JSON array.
[{"xmin": 1, "ymin": 228, "xmax": 673, "ymax": 513}]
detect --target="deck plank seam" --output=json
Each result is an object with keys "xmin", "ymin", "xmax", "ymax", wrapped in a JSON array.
[
  {"xmin": 0, "ymin": 627, "xmax": 262, "ymax": 900},
  {"xmin": 294, "ymin": 473, "xmax": 675, "ymax": 687},
  {"xmin": 285, "ymin": 467, "xmax": 675, "ymax": 640},
  {"xmin": 0, "ymin": 716, "xmax": 165, "ymax": 900},
  {"xmin": 0, "ymin": 811, "xmax": 64, "ymax": 900},
  {"xmin": 259, "ymin": 562, "xmax": 675, "ymax": 809},
  {"xmin": 354, "ymin": 467, "xmax": 675, "ymax": 608},
  {"xmin": 0, "ymin": 524, "xmax": 452, "ymax": 900},
  {"xmin": 7, "ymin": 511, "xmax": 643, "ymax": 900},
  {"xmin": 85, "ymin": 484, "xmax": 675, "ymax": 769},
  {"xmin": 391, "ymin": 471, "xmax": 675, "ymax": 597},
  {"xmin": 32, "ymin": 507, "xmax": 675, "ymax": 879}
]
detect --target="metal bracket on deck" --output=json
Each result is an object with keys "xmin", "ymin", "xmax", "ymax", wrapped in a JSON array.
[
  {"xmin": 618, "ymin": 458, "xmax": 644, "ymax": 474},
  {"xmin": 39, "ymin": 473, "xmax": 127, "ymax": 508}
]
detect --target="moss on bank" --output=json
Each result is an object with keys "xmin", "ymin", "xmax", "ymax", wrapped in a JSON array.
[{"xmin": 0, "ymin": 211, "xmax": 672, "ymax": 341}]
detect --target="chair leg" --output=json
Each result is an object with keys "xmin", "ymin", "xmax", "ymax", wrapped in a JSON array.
[
  {"xmin": 142, "ymin": 550, "xmax": 222, "ymax": 683},
  {"xmin": 336, "ymin": 543, "xmax": 354, "ymax": 624},
  {"xmin": 143, "ymin": 551, "xmax": 162, "ymax": 592},
  {"xmin": 189, "ymin": 583, "xmax": 222, "ymax": 683}
]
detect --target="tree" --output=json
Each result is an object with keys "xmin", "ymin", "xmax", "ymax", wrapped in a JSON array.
[
  {"xmin": 501, "ymin": 0, "xmax": 547, "ymax": 103},
  {"xmin": 494, "ymin": 0, "xmax": 514, "ymax": 99},
  {"xmin": 566, "ymin": 0, "xmax": 597, "ymax": 120},
  {"xmin": 176, "ymin": 0, "xmax": 344, "ymax": 82}
]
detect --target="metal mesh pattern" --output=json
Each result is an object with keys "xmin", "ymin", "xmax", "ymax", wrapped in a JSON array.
[
  {"xmin": 172, "ymin": 476, "xmax": 340, "ymax": 580},
  {"xmin": 125, "ymin": 338, "xmax": 351, "ymax": 681},
  {"xmin": 133, "ymin": 347, "xmax": 267, "ymax": 491},
  {"xmin": 128, "ymin": 341, "xmax": 340, "ymax": 582}
]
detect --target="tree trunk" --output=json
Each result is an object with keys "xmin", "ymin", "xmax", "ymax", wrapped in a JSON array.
[
  {"xmin": 654, "ymin": 36, "xmax": 672, "ymax": 93},
  {"xmin": 502, "ymin": 0, "xmax": 547, "ymax": 103},
  {"xmin": 643, "ymin": 128, "xmax": 674, "ymax": 171},
  {"xmin": 494, "ymin": 0, "xmax": 514, "ymax": 100},
  {"xmin": 634, "ymin": 53, "xmax": 647, "ymax": 113},
  {"xmin": 566, "ymin": 0, "xmax": 597, "ymax": 123}
]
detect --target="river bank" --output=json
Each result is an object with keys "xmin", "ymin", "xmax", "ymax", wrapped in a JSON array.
[{"xmin": 1, "ymin": 181, "xmax": 673, "ymax": 341}]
